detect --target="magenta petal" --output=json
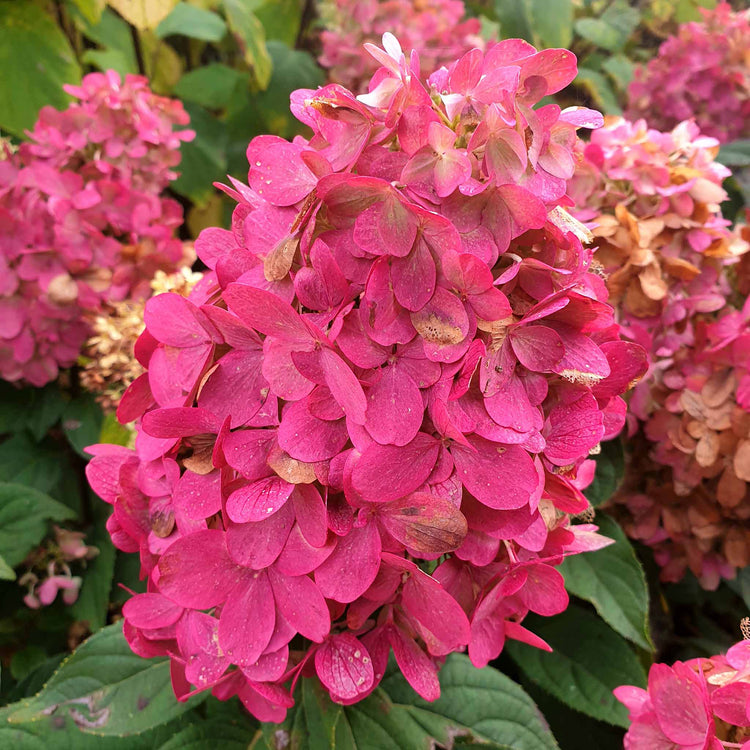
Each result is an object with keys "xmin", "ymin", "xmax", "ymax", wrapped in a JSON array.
[
  {"xmin": 518, "ymin": 563, "xmax": 568, "ymax": 616},
  {"xmin": 240, "ymin": 645, "xmax": 289, "ymax": 682},
  {"xmin": 315, "ymin": 633, "xmax": 375, "ymax": 700},
  {"xmin": 226, "ymin": 500, "xmax": 294, "ymax": 569},
  {"xmin": 510, "ymin": 325, "xmax": 564, "ymax": 372},
  {"xmin": 451, "ymin": 435, "xmax": 539, "ymax": 510},
  {"xmin": 173, "ymin": 470, "xmax": 222, "ymax": 520},
  {"xmin": 319, "ymin": 348, "xmax": 368, "ymax": 425},
  {"xmin": 123, "ymin": 593, "xmax": 183, "ymax": 630},
  {"xmin": 365, "ymin": 365, "xmax": 423, "ymax": 446},
  {"xmin": 649, "ymin": 663, "xmax": 711, "ymax": 745},
  {"xmin": 275, "ymin": 523, "xmax": 336, "ymax": 576},
  {"xmin": 411, "ymin": 287, "xmax": 470, "ymax": 362},
  {"xmin": 144, "ymin": 294, "xmax": 209, "ymax": 348},
  {"xmin": 391, "ymin": 238, "xmax": 437, "ymax": 312},
  {"xmin": 158, "ymin": 530, "xmax": 242, "ymax": 609},
  {"xmin": 224, "ymin": 283, "xmax": 312, "ymax": 345},
  {"xmin": 246, "ymin": 135, "xmax": 317, "ymax": 206},
  {"xmin": 591, "ymin": 341, "xmax": 648, "ymax": 399},
  {"xmin": 352, "ymin": 433, "xmax": 440, "ymax": 503},
  {"xmin": 226, "ymin": 476, "xmax": 295, "ymax": 523},
  {"xmin": 544, "ymin": 393, "xmax": 605, "ymax": 466},
  {"xmin": 315, "ymin": 522, "xmax": 381, "ymax": 603},
  {"xmin": 268, "ymin": 567, "xmax": 330, "ymax": 643},
  {"xmin": 389, "ymin": 628, "xmax": 440, "ymax": 701},
  {"xmin": 142, "ymin": 407, "xmax": 220, "ymax": 438},
  {"xmin": 219, "ymin": 573, "xmax": 276, "ymax": 666},
  {"xmin": 278, "ymin": 399, "xmax": 349, "ymax": 462},
  {"xmin": 292, "ymin": 485, "xmax": 328, "ymax": 548},
  {"xmin": 221, "ymin": 429, "xmax": 275, "ymax": 480}
]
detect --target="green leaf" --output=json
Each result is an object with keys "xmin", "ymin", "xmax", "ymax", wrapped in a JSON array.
[
  {"xmin": 223, "ymin": 0, "xmax": 273, "ymax": 89},
  {"xmin": 156, "ymin": 2, "xmax": 227, "ymax": 42},
  {"xmin": 6, "ymin": 623, "xmax": 205, "ymax": 735},
  {"xmin": 507, "ymin": 605, "xmax": 647, "ymax": 727},
  {"xmin": 171, "ymin": 103, "xmax": 228, "ymax": 205},
  {"xmin": 65, "ymin": 0, "xmax": 105, "ymax": 26},
  {"xmin": 602, "ymin": 54, "xmax": 634, "ymax": 92},
  {"xmin": 585, "ymin": 437, "xmax": 626, "ymax": 507},
  {"xmin": 0, "ymin": 552, "xmax": 15, "ymax": 580},
  {"xmin": 674, "ymin": 0, "xmax": 717, "ymax": 23},
  {"xmin": 98, "ymin": 413, "xmax": 133, "ymax": 448},
  {"xmin": 81, "ymin": 48, "xmax": 136, "ymax": 77},
  {"xmin": 0, "ymin": 483, "xmax": 74, "ymax": 567},
  {"xmin": 0, "ymin": 2, "xmax": 81, "ymax": 137},
  {"xmin": 0, "ymin": 434, "xmax": 63, "ymax": 496},
  {"xmin": 74, "ymin": 7, "xmax": 138, "ymax": 74},
  {"xmin": 70, "ymin": 505, "xmax": 115, "ymax": 633},
  {"xmin": 253, "ymin": 0, "xmax": 304, "ymax": 46},
  {"xmin": 10, "ymin": 647, "xmax": 48, "ymax": 682},
  {"xmin": 493, "ymin": 0, "xmax": 533, "ymax": 42},
  {"xmin": 301, "ymin": 678, "xmax": 344, "ymax": 750},
  {"xmin": 560, "ymin": 515, "xmax": 652, "ymax": 650},
  {"xmin": 717, "ymin": 140, "xmax": 750, "ymax": 167},
  {"xmin": 173, "ymin": 64, "xmax": 248, "ymax": 110},
  {"xmin": 574, "ymin": 0, "xmax": 640, "ymax": 52},
  {"xmin": 382, "ymin": 654, "xmax": 559, "ymax": 750},
  {"xmin": 575, "ymin": 67, "xmax": 622, "ymax": 114},
  {"xmin": 155, "ymin": 720, "xmax": 253, "ymax": 749},
  {"xmin": 529, "ymin": 0, "xmax": 572, "ymax": 48},
  {"xmin": 62, "ymin": 395, "xmax": 104, "ymax": 459}
]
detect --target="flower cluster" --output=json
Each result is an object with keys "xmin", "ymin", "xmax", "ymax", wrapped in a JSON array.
[
  {"xmin": 616, "ymin": 633, "xmax": 750, "ymax": 749},
  {"xmin": 318, "ymin": 0, "xmax": 484, "ymax": 92},
  {"xmin": 569, "ymin": 117, "xmax": 750, "ymax": 588},
  {"xmin": 87, "ymin": 35, "xmax": 646, "ymax": 721},
  {"xmin": 625, "ymin": 2, "xmax": 750, "ymax": 143},
  {"xmin": 80, "ymin": 267, "xmax": 204, "ymax": 413},
  {"xmin": 0, "ymin": 70, "xmax": 194, "ymax": 386},
  {"xmin": 19, "ymin": 527, "xmax": 99, "ymax": 610}
]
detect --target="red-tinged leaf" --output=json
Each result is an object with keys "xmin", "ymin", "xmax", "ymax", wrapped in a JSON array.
[
  {"xmin": 510, "ymin": 325, "xmax": 564, "ymax": 372},
  {"xmin": 278, "ymin": 398, "xmax": 349, "ymax": 462},
  {"xmin": 365, "ymin": 364, "xmax": 424, "ymax": 447},
  {"xmin": 122, "ymin": 593, "xmax": 183, "ymax": 630},
  {"xmin": 246, "ymin": 136, "xmax": 317, "ymax": 206},
  {"xmin": 320, "ymin": 347, "xmax": 368, "ymax": 425},
  {"xmin": 226, "ymin": 475, "xmax": 295, "ymax": 523},
  {"xmin": 352, "ymin": 432, "xmax": 440, "ymax": 503},
  {"xmin": 158, "ymin": 530, "xmax": 242, "ymax": 609},
  {"xmin": 224, "ymin": 283, "xmax": 312, "ymax": 345},
  {"xmin": 226, "ymin": 500, "xmax": 294, "ymax": 569},
  {"xmin": 451, "ymin": 435, "xmax": 540, "ymax": 510},
  {"xmin": 380, "ymin": 493, "xmax": 467, "ymax": 559},
  {"xmin": 315, "ymin": 633, "xmax": 375, "ymax": 700},
  {"xmin": 315, "ymin": 522, "xmax": 381, "ymax": 603},
  {"xmin": 268, "ymin": 567, "xmax": 331, "ymax": 643},
  {"xmin": 219, "ymin": 573, "xmax": 276, "ymax": 666},
  {"xmin": 389, "ymin": 627, "xmax": 441, "ymax": 701}
]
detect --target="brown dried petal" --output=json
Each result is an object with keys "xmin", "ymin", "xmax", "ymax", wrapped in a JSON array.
[
  {"xmin": 735, "ymin": 440, "xmax": 750, "ymax": 482},
  {"xmin": 681, "ymin": 390, "xmax": 706, "ymax": 420},
  {"xmin": 717, "ymin": 467, "xmax": 747, "ymax": 508},
  {"xmin": 267, "ymin": 444, "xmax": 317, "ymax": 484},
  {"xmin": 661, "ymin": 255, "xmax": 701, "ymax": 282},
  {"xmin": 639, "ymin": 263, "xmax": 668, "ymax": 301},
  {"xmin": 695, "ymin": 431, "xmax": 720, "ymax": 467},
  {"xmin": 701, "ymin": 369, "xmax": 736, "ymax": 408}
]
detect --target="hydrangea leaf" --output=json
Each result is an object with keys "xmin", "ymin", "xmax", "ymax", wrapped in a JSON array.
[
  {"xmin": 173, "ymin": 64, "xmax": 248, "ymax": 110},
  {"xmin": 155, "ymin": 2, "xmax": 227, "ymax": 42},
  {"xmin": 506, "ymin": 605, "xmax": 647, "ymax": 727},
  {"xmin": 222, "ymin": 0, "xmax": 272, "ymax": 89},
  {"xmin": 0, "ymin": 483, "xmax": 74, "ymax": 568},
  {"xmin": 584, "ymin": 438, "xmax": 625, "ymax": 507},
  {"xmin": 0, "ymin": 552, "xmax": 15, "ymax": 581},
  {"xmin": 0, "ymin": 2, "xmax": 81, "ymax": 137},
  {"xmin": 559, "ymin": 515, "xmax": 652, "ymax": 650},
  {"xmin": 5, "ymin": 624, "xmax": 206, "ymax": 735},
  {"xmin": 107, "ymin": 0, "xmax": 177, "ymax": 30}
]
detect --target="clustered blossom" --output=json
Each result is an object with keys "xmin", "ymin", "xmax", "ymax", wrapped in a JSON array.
[
  {"xmin": 87, "ymin": 35, "xmax": 646, "ymax": 721},
  {"xmin": 318, "ymin": 0, "xmax": 484, "ymax": 93},
  {"xmin": 0, "ymin": 70, "xmax": 194, "ymax": 386},
  {"xmin": 569, "ymin": 117, "xmax": 750, "ymax": 588},
  {"xmin": 19, "ymin": 527, "xmax": 99, "ymax": 610},
  {"xmin": 81, "ymin": 267, "xmax": 204, "ymax": 413},
  {"xmin": 626, "ymin": 2, "xmax": 750, "ymax": 143},
  {"xmin": 616, "ymin": 633, "xmax": 750, "ymax": 749}
]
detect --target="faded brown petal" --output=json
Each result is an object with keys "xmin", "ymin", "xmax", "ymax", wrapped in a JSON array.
[{"xmin": 735, "ymin": 440, "xmax": 750, "ymax": 482}]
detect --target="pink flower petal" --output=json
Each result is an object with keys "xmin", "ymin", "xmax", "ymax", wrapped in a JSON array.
[
  {"xmin": 226, "ymin": 476, "xmax": 295, "ymax": 524},
  {"xmin": 315, "ymin": 633, "xmax": 375, "ymax": 700}
]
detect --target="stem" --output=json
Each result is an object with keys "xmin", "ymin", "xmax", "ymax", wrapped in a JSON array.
[{"xmin": 130, "ymin": 25, "xmax": 146, "ymax": 76}]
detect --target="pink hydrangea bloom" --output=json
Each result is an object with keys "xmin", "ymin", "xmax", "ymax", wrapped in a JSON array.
[
  {"xmin": 616, "ymin": 637, "xmax": 750, "ymax": 748},
  {"xmin": 87, "ymin": 35, "xmax": 646, "ymax": 721},
  {"xmin": 0, "ymin": 71, "xmax": 194, "ymax": 386},
  {"xmin": 569, "ymin": 116, "xmax": 750, "ymax": 588},
  {"xmin": 626, "ymin": 3, "xmax": 750, "ymax": 143},
  {"xmin": 318, "ymin": 0, "xmax": 485, "ymax": 92}
]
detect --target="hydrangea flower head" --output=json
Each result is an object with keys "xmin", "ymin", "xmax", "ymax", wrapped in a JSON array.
[
  {"xmin": 318, "ymin": 0, "xmax": 485, "ymax": 92},
  {"xmin": 0, "ymin": 71, "xmax": 194, "ymax": 386},
  {"xmin": 87, "ymin": 35, "xmax": 646, "ymax": 721},
  {"xmin": 616, "ymin": 633, "xmax": 750, "ymax": 748},
  {"xmin": 626, "ymin": 3, "xmax": 750, "ymax": 143}
]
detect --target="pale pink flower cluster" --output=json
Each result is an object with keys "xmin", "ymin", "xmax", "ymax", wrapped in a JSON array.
[
  {"xmin": 19, "ymin": 527, "xmax": 98, "ymax": 610},
  {"xmin": 616, "ymin": 636, "xmax": 750, "ymax": 749},
  {"xmin": 86, "ymin": 35, "xmax": 646, "ymax": 721},
  {"xmin": 570, "ymin": 117, "xmax": 750, "ymax": 588},
  {"xmin": 0, "ymin": 71, "xmax": 194, "ymax": 386},
  {"xmin": 626, "ymin": 2, "xmax": 750, "ymax": 143},
  {"xmin": 318, "ymin": 0, "xmax": 485, "ymax": 92}
]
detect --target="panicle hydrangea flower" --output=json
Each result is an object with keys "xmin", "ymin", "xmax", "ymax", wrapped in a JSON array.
[
  {"xmin": 0, "ymin": 71, "xmax": 194, "ymax": 387},
  {"xmin": 318, "ymin": 0, "xmax": 485, "ymax": 92},
  {"xmin": 569, "ymin": 117, "xmax": 750, "ymax": 588},
  {"xmin": 86, "ymin": 34, "xmax": 647, "ymax": 721},
  {"xmin": 625, "ymin": 2, "xmax": 750, "ymax": 143},
  {"xmin": 615, "ymin": 633, "xmax": 750, "ymax": 749},
  {"xmin": 19, "ymin": 526, "xmax": 99, "ymax": 610}
]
